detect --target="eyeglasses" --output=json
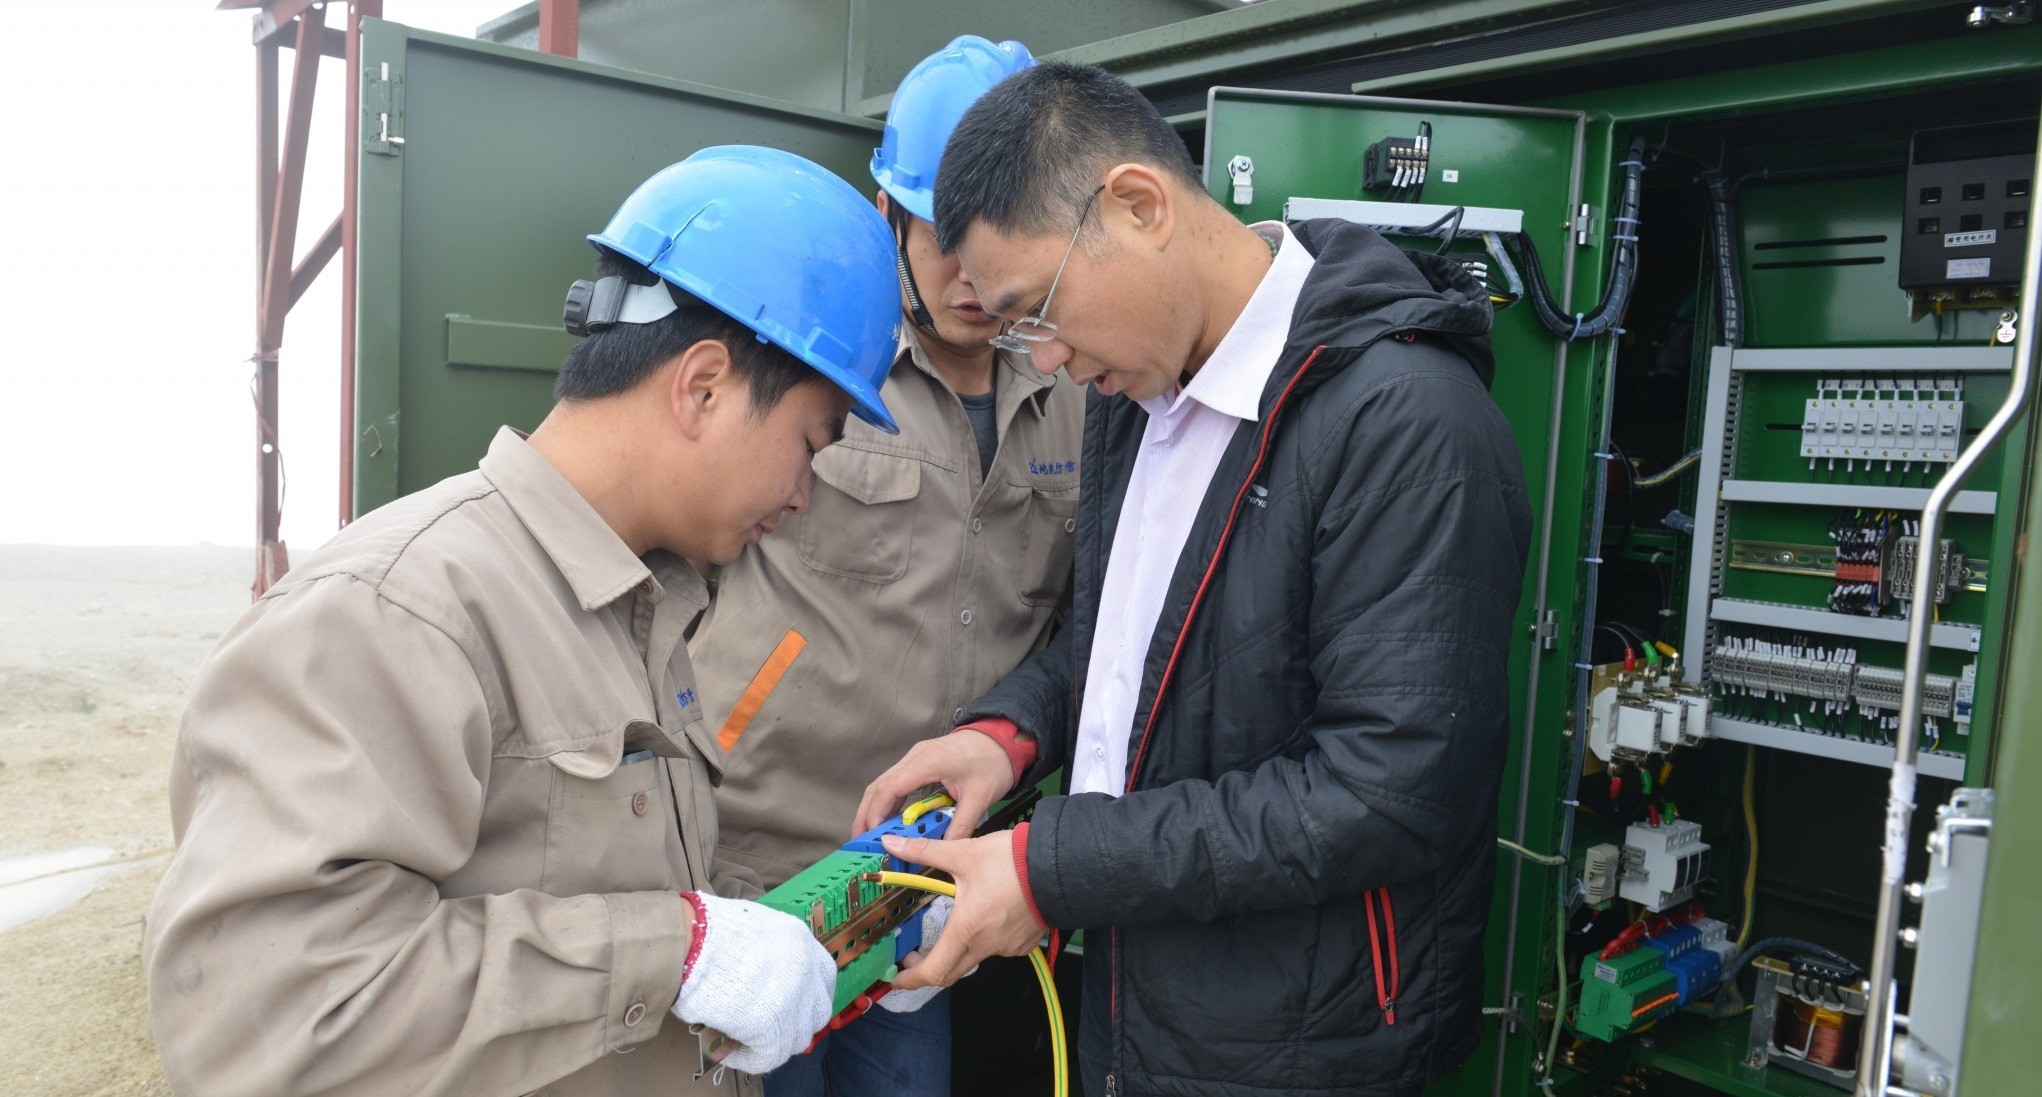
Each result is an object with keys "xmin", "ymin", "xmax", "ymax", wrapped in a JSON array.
[{"xmin": 988, "ymin": 184, "xmax": 1105, "ymax": 353}]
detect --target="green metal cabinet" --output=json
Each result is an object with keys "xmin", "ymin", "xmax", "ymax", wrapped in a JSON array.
[
  {"xmin": 352, "ymin": 19, "xmax": 882, "ymax": 515},
  {"xmin": 1198, "ymin": 33, "xmax": 2041, "ymax": 1097}
]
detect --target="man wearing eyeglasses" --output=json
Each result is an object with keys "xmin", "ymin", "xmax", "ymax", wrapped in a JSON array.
[
  {"xmin": 687, "ymin": 37, "xmax": 1082, "ymax": 1097},
  {"xmin": 856, "ymin": 61, "xmax": 1532, "ymax": 1097}
]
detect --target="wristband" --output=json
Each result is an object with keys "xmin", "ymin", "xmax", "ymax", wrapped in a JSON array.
[{"xmin": 679, "ymin": 891, "xmax": 709, "ymax": 983}]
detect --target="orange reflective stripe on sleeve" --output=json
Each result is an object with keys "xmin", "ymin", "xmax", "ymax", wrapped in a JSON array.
[{"xmin": 716, "ymin": 629, "xmax": 806, "ymax": 752}]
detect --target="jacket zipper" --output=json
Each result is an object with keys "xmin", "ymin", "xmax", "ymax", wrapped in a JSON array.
[
  {"xmin": 1107, "ymin": 346, "xmax": 1327, "ymax": 1080},
  {"xmin": 1364, "ymin": 887, "xmax": 1402, "ymax": 1025},
  {"xmin": 1122, "ymin": 345, "xmax": 1323, "ymax": 788}
]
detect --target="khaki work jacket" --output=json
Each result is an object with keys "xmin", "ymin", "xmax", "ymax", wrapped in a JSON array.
[
  {"xmin": 692, "ymin": 338, "xmax": 1084, "ymax": 887},
  {"xmin": 145, "ymin": 429, "xmax": 753, "ymax": 1097}
]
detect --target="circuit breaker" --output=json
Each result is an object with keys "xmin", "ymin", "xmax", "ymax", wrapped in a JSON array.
[{"xmin": 1619, "ymin": 819, "xmax": 1710, "ymax": 911}]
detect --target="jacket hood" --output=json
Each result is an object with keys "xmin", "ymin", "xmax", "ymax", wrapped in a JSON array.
[{"xmin": 1284, "ymin": 218, "xmax": 1497, "ymax": 389}]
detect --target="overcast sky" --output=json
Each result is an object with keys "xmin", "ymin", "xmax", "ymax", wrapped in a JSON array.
[{"xmin": 0, "ymin": 0, "xmax": 511, "ymax": 550}]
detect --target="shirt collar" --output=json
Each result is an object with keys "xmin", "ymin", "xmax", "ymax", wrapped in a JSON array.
[
  {"xmin": 897, "ymin": 327, "xmax": 1057, "ymax": 416},
  {"xmin": 478, "ymin": 427, "xmax": 699, "ymax": 613},
  {"xmin": 1161, "ymin": 221, "xmax": 1316, "ymax": 424}
]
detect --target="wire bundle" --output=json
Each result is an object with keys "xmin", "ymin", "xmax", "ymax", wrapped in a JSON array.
[{"xmin": 1508, "ymin": 135, "xmax": 1650, "ymax": 341}]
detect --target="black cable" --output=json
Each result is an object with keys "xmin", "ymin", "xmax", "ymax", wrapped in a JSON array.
[
  {"xmin": 1509, "ymin": 135, "xmax": 1649, "ymax": 341},
  {"xmin": 1606, "ymin": 440, "xmax": 1637, "ymax": 555},
  {"xmin": 1410, "ymin": 205, "xmax": 1467, "ymax": 255},
  {"xmin": 1702, "ymin": 172, "xmax": 1744, "ymax": 348},
  {"xmin": 1708, "ymin": 937, "xmax": 1862, "ymax": 1016},
  {"xmin": 1435, "ymin": 206, "xmax": 1465, "ymax": 254}
]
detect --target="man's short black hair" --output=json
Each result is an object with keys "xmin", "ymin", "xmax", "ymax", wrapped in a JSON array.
[
  {"xmin": 554, "ymin": 250, "xmax": 818, "ymax": 411},
  {"xmin": 933, "ymin": 60, "xmax": 1203, "ymax": 253}
]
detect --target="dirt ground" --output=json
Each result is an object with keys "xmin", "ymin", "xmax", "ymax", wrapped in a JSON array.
[{"xmin": 0, "ymin": 545, "xmax": 248, "ymax": 1095}]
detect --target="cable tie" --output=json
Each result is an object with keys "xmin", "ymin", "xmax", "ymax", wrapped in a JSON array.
[
  {"xmin": 1611, "ymin": 234, "xmax": 1638, "ymax": 242},
  {"xmin": 1618, "ymin": 160, "xmax": 1645, "ymax": 169},
  {"xmin": 1594, "ymin": 451, "xmax": 1617, "ymax": 461},
  {"xmin": 1570, "ymin": 313, "xmax": 1586, "ymax": 339},
  {"xmin": 1573, "ymin": 662, "xmax": 1594, "ymax": 671},
  {"xmin": 1560, "ymin": 799, "xmax": 1581, "ymax": 807},
  {"xmin": 1584, "ymin": 556, "xmax": 1604, "ymax": 565},
  {"xmin": 1612, "ymin": 216, "xmax": 1640, "ymax": 224}
]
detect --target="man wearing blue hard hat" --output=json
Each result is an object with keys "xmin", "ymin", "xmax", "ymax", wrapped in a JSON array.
[
  {"xmin": 145, "ymin": 146, "xmax": 900, "ymax": 1097},
  {"xmin": 690, "ymin": 36, "xmax": 1082, "ymax": 1097}
]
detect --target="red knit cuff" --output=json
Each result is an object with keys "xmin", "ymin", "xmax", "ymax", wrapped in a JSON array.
[
  {"xmin": 1012, "ymin": 823, "xmax": 1046, "ymax": 928},
  {"xmin": 954, "ymin": 717, "xmax": 1037, "ymax": 786},
  {"xmin": 679, "ymin": 892, "xmax": 708, "ymax": 983}
]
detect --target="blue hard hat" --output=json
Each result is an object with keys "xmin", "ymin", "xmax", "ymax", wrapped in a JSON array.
[
  {"xmin": 590, "ymin": 146, "xmax": 901, "ymax": 433},
  {"xmin": 871, "ymin": 36, "xmax": 1035, "ymax": 222}
]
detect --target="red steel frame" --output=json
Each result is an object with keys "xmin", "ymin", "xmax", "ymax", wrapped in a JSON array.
[{"xmin": 225, "ymin": 0, "xmax": 578, "ymax": 596}]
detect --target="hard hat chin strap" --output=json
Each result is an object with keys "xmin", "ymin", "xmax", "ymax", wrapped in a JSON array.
[
  {"xmin": 563, "ymin": 276, "xmax": 685, "ymax": 337},
  {"xmin": 888, "ymin": 203, "xmax": 940, "ymax": 337}
]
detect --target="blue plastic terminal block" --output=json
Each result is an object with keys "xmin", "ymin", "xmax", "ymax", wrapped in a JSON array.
[
  {"xmin": 844, "ymin": 804, "xmax": 956, "ymax": 873},
  {"xmin": 844, "ymin": 798, "xmax": 956, "ymax": 961},
  {"xmin": 1664, "ymin": 944, "xmax": 1723, "ymax": 1006}
]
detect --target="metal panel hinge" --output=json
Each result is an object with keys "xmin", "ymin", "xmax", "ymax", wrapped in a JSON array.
[
  {"xmin": 364, "ymin": 61, "xmax": 405, "ymax": 157},
  {"xmin": 1573, "ymin": 204, "xmax": 1594, "ymax": 247},
  {"xmin": 1535, "ymin": 610, "xmax": 1558, "ymax": 651}
]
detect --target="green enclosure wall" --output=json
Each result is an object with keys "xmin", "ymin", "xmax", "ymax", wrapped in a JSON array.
[{"xmin": 352, "ymin": 20, "xmax": 882, "ymax": 514}]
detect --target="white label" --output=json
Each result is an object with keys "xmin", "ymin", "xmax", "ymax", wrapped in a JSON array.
[
  {"xmin": 1440, "ymin": 169, "xmax": 1460, "ymax": 183},
  {"xmin": 1594, "ymin": 963, "xmax": 1619, "ymax": 984},
  {"xmin": 1946, "ymin": 257, "xmax": 1993, "ymax": 280},
  {"xmin": 1944, "ymin": 229, "xmax": 1997, "ymax": 248}
]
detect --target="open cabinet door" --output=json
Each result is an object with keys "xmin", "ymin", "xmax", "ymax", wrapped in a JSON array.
[
  {"xmin": 1202, "ymin": 87, "xmax": 1619, "ymax": 1097},
  {"xmin": 351, "ymin": 19, "xmax": 884, "ymax": 515}
]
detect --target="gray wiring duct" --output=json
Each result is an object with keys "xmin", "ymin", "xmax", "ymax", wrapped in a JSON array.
[{"xmin": 1702, "ymin": 173, "xmax": 1745, "ymax": 348}]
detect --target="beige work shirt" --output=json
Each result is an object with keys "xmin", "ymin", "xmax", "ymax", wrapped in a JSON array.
[
  {"xmin": 693, "ymin": 338, "xmax": 1083, "ymax": 887},
  {"xmin": 145, "ymin": 428, "xmax": 754, "ymax": 1097}
]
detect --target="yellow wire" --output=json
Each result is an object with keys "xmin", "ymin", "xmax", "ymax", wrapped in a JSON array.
[
  {"xmin": 874, "ymin": 871, "xmax": 1068, "ymax": 1097},
  {"xmin": 901, "ymin": 792, "xmax": 956, "ymax": 827},
  {"xmin": 1736, "ymin": 745, "xmax": 1758, "ymax": 952}
]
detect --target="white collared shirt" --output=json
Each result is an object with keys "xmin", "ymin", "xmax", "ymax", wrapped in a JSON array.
[{"xmin": 1070, "ymin": 221, "xmax": 1317, "ymax": 797}]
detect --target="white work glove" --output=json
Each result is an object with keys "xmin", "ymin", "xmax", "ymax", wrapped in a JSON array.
[
  {"xmin": 671, "ymin": 892, "xmax": 837, "ymax": 1075},
  {"xmin": 877, "ymin": 896, "xmax": 975, "ymax": 1013}
]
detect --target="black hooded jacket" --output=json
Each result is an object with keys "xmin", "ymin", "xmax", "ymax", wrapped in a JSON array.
[{"xmin": 965, "ymin": 219, "xmax": 1533, "ymax": 1096}]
